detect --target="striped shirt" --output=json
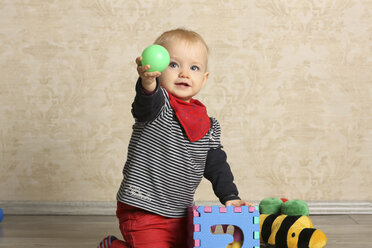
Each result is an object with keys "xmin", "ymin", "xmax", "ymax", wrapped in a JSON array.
[{"xmin": 117, "ymin": 80, "xmax": 239, "ymax": 218}]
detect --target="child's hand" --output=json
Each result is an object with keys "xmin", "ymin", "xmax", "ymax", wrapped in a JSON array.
[
  {"xmin": 136, "ymin": 56, "xmax": 161, "ymax": 92},
  {"xmin": 225, "ymin": 199, "xmax": 254, "ymax": 207}
]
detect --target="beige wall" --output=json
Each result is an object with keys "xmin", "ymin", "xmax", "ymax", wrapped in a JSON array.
[{"xmin": 0, "ymin": 0, "xmax": 371, "ymax": 204}]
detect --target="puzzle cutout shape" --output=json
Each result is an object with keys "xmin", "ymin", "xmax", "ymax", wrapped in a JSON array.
[{"xmin": 188, "ymin": 205, "xmax": 260, "ymax": 248}]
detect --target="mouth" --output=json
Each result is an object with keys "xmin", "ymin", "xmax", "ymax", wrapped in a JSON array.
[{"xmin": 175, "ymin": 82, "xmax": 190, "ymax": 87}]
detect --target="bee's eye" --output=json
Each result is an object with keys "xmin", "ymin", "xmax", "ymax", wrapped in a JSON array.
[{"xmin": 292, "ymin": 232, "xmax": 296, "ymax": 237}]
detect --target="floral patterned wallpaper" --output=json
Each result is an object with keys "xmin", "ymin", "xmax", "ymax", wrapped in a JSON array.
[{"xmin": 0, "ymin": 0, "xmax": 371, "ymax": 202}]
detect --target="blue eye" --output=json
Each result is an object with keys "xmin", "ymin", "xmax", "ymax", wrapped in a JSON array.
[
  {"xmin": 169, "ymin": 62, "xmax": 178, "ymax": 68},
  {"xmin": 190, "ymin": 65, "xmax": 199, "ymax": 71}
]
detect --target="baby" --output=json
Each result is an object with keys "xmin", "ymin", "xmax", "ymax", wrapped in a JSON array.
[{"xmin": 98, "ymin": 28, "xmax": 251, "ymax": 248}]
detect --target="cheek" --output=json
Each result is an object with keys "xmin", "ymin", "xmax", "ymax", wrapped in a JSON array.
[
  {"xmin": 159, "ymin": 70, "xmax": 172, "ymax": 81},
  {"xmin": 195, "ymin": 74, "xmax": 207, "ymax": 86},
  {"xmin": 158, "ymin": 73, "xmax": 167, "ymax": 83}
]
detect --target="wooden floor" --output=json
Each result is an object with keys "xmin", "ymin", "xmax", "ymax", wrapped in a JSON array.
[{"xmin": 0, "ymin": 214, "xmax": 371, "ymax": 247}]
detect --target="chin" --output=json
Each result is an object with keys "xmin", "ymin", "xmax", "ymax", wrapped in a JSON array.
[
  {"xmin": 178, "ymin": 96, "xmax": 191, "ymax": 102},
  {"xmin": 177, "ymin": 95, "xmax": 192, "ymax": 102},
  {"xmin": 171, "ymin": 92, "xmax": 190, "ymax": 101}
]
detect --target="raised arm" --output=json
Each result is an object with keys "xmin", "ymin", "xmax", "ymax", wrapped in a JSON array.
[{"xmin": 131, "ymin": 56, "xmax": 165, "ymax": 122}]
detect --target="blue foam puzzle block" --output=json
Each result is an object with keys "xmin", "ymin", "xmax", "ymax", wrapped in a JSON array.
[{"xmin": 189, "ymin": 206, "xmax": 260, "ymax": 248}]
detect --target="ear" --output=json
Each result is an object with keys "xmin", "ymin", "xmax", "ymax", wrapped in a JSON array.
[{"xmin": 202, "ymin": 71, "xmax": 209, "ymax": 87}]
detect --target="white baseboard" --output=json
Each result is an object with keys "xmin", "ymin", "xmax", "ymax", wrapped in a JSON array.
[
  {"xmin": 0, "ymin": 201, "xmax": 371, "ymax": 215},
  {"xmin": 307, "ymin": 201, "xmax": 372, "ymax": 214}
]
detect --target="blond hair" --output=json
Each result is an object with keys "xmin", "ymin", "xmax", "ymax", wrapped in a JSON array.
[{"xmin": 154, "ymin": 28, "xmax": 209, "ymax": 54}]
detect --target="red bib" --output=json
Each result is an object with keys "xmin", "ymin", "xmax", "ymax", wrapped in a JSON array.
[{"xmin": 167, "ymin": 91, "xmax": 210, "ymax": 142}]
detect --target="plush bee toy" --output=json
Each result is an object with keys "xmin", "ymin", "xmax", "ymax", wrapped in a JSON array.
[{"xmin": 259, "ymin": 197, "xmax": 327, "ymax": 248}]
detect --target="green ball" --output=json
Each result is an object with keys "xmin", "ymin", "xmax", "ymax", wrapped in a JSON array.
[
  {"xmin": 259, "ymin": 197, "xmax": 283, "ymax": 215},
  {"xmin": 281, "ymin": 199, "xmax": 309, "ymax": 216},
  {"xmin": 141, "ymin": 44, "xmax": 170, "ymax": 72}
]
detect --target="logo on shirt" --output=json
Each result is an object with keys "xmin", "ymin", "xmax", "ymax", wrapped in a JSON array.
[{"xmin": 127, "ymin": 185, "xmax": 152, "ymax": 202}]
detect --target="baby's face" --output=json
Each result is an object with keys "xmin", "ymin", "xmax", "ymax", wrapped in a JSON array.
[{"xmin": 159, "ymin": 39, "xmax": 209, "ymax": 102}]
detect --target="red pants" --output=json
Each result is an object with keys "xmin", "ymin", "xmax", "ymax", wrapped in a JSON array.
[{"xmin": 112, "ymin": 202, "xmax": 188, "ymax": 248}]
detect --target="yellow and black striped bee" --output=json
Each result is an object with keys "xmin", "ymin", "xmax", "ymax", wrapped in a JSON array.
[{"xmin": 260, "ymin": 214, "xmax": 327, "ymax": 248}]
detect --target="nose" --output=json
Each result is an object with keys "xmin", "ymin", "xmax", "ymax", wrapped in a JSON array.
[{"xmin": 179, "ymin": 67, "xmax": 190, "ymax": 78}]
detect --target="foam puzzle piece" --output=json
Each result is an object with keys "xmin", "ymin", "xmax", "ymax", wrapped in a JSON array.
[{"xmin": 188, "ymin": 206, "xmax": 260, "ymax": 248}]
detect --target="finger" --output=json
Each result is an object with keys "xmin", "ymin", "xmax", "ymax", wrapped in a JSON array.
[
  {"xmin": 138, "ymin": 64, "xmax": 151, "ymax": 73},
  {"xmin": 135, "ymin": 56, "xmax": 142, "ymax": 65},
  {"xmin": 143, "ymin": 71, "xmax": 161, "ymax": 78}
]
